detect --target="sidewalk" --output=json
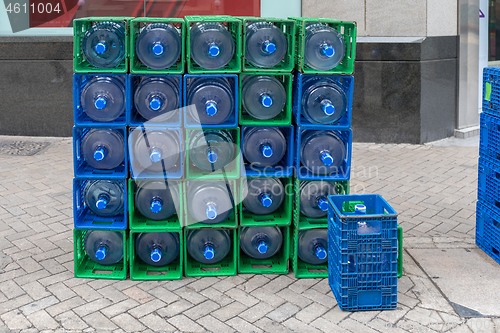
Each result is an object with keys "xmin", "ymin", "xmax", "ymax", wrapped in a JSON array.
[{"xmin": 0, "ymin": 135, "xmax": 498, "ymax": 333}]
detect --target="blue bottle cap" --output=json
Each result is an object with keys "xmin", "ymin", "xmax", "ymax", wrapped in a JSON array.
[
  {"xmin": 257, "ymin": 241, "xmax": 268, "ymax": 254},
  {"xmin": 322, "ymin": 103, "xmax": 335, "ymax": 116},
  {"xmin": 150, "ymin": 149, "xmax": 162, "ymax": 163},
  {"xmin": 206, "ymin": 102, "xmax": 218, "ymax": 116},
  {"xmin": 95, "ymin": 42, "xmax": 107, "ymax": 55},
  {"xmin": 261, "ymin": 194, "xmax": 272, "ymax": 208},
  {"xmin": 204, "ymin": 245, "xmax": 215, "ymax": 260},
  {"xmin": 317, "ymin": 197, "xmax": 329, "ymax": 211},
  {"xmin": 260, "ymin": 95, "xmax": 273, "ymax": 108},
  {"xmin": 149, "ymin": 98, "xmax": 162, "ymax": 111},
  {"xmin": 207, "ymin": 150, "xmax": 218, "ymax": 163},
  {"xmin": 94, "ymin": 97, "xmax": 107, "ymax": 110},
  {"xmin": 150, "ymin": 248, "xmax": 162, "ymax": 262},
  {"xmin": 206, "ymin": 205, "xmax": 217, "ymax": 220},
  {"xmin": 264, "ymin": 42, "xmax": 276, "ymax": 54},
  {"xmin": 322, "ymin": 45, "xmax": 335, "ymax": 58},
  {"xmin": 320, "ymin": 152, "xmax": 334, "ymax": 166},
  {"xmin": 261, "ymin": 145, "xmax": 273, "ymax": 158},
  {"xmin": 208, "ymin": 45, "xmax": 220, "ymax": 57},
  {"xmin": 315, "ymin": 245, "xmax": 327, "ymax": 260},
  {"xmin": 96, "ymin": 197, "xmax": 108, "ymax": 210},
  {"xmin": 93, "ymin": 148, "xmax": 106, "ymax": 162},
  {"xmin": 152, "ymin": 43, "xmax": 164, "ymax": 56},
  {"xmin": 355, "ymin": 204, "xmax": 367, "ymax": 214},
  {"xmin": 150, "ymin": 200, "xmax": 162, "ymax": 214},
  {"xmin": 95, "ymin": 246, "xmax": 107, "ymax": 260}
]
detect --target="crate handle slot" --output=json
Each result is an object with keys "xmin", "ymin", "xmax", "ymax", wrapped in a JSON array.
[
  {"xmin": 200, "ymin": 267, "xmax": 221, "ymax": 271},
  {"xmin": 357, "ymin": 221, "xmax": 381, "ymax": 235},
  {"xmin": 493, "ymin": 218, "xmax": 500, "ymax": 231},
  {"xmin": 308, "ymin": 268, "xmax": 327, "ymax": 273},
  {"xmin": 493, "ymin": 247, "xmax": 499, "ymax": 256},
  {"xmin": 92, "ymin": 269, "xmax": 114, "ymax": 274},
  {"xmin": 147, "ymin": 271, "xmax": 169, "ymax": 276},
  {"xmin": 252, "ymin": 264, "xmax": 272, "ymax": 269}
]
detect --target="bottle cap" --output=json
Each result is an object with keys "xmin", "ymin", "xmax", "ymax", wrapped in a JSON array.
[
  {"xmin": 207, "ymin": 150, "xmax": 218, "ymax": 163},
  {"xmin": 94, "ymin": 97, "xmax": 107, "ymax": 110},
  {"xmin": 322, "ymin": 45, "xmax": 335, "ymax": 58},
  {"xmin": 150, "ymin": 150, "xmax": 162, "ymax": 163},
  {"xmin": 93, "ymin": 148, "xmax": 106, "ymax": 162},
  {"xmin": 261, "ymin": 194, "xmax": 272, "ymax": 208},
  {"xmin": 150, "ymin": 248, "xmax": 162, "ymax": 262},
  {"xmin": 264, "ymin": 42, "xmax": 276, "ymax": 54},
  {"xmin": 208, "ymin": 45, "xmax": 220, "ymax": 57},
  {"xmin": 96, "ymin": 197, "xmax": 108, "ymax": 210},
  {"xmin": 317, "ymin": 197, "xmax": 329, "ymax": 211},
  {"xmin": 152, "ymin": 43, "xmax": 164, "ymax": 56},
  {"xmin": 261, "ymin": 94, "xmax": 273, "ymax": 108},
  {"xmin": 204, "ymin": 245, "xmax": 215, "ymax": 260},
  {"xmin": 315, "ymin": 245, "xmax": 327, "ymax": 260},
  {"xmin": 95, "ymin": 42, "xmax": 107, "ymax": 55},
  {"xmin": 261, "ymin": 145, "xmax": 273, "ymax": 158},
  {"xmin": 322, "ymin": 103, "xmax": 335, "ymax": 116},
  {"xmin": 149, "ymin": 98, "xmax": 162, "ymax": 111},
  {"xmin": 257, "ymin": 240, "xmax": 268, "ymax": 254},
  {"xmin": 95, "ymin": 246, "xmax": 107, "ymax": 260},
  {"xmin": 150, "ymin": 200, "xmax": 162, "ymax": 214},
  {"xmin": 320, "ymin": 152, "xmax": 334, "ymax": 166},
  {"xmin": 206, "ymin": 205, "xmax": 217, "ymax": 220},
  {"xmin": 206, "ymin": 102, "xmax": 218, "ymax": 116}
]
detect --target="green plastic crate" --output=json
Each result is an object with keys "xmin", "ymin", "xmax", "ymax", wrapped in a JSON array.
[
  {"xmin": 130, "ymin": 17, "xmax": 185, "ymax": 74},
  {"xmin": 240, "ymin": 177, "xmax": 293, "ymax": 227},
  {"xmin": 128, "ymin": 179, "xmax": 183, "ymax": 231},
  {"xmin": 185, "ymin": 16, "xmax": 242, "ymax": 74},
  {"xmin": 184, "ymin": 228, "xmax": 237, "ymax": 276},
  {"xmin": 291, "ymin": 223, "xmax": 329, "ymax": 278},
  {"xmin": 290, "ymin": 17, "xmax": 356, "ymax": 75},
  {"xmin": 129, "ymin": 230, "xmax": 183, "ymax": 280},
  {"xmin": 240, "ymin": 17, "xmax": 296, "ymax": 73},
  {"xmin": 239, "ymin": 73, "xmax": 293, "ymax": 126},
  {"xmin": 238, "ymin": 226, "xmax": 290, "ymax": 274},
  {"xmin": 184, "ymin": 180, "xmax": 238, "ymax": 229},
  {"xmin": 73, "ymin": 17, "xmax": 132, "ymax": 73},
  {"xmin": 74, "ymin": 229, "xmax": 127, "ymax": 280},
  {"xmin": 186, "ymin": 128, "xmax": 241, "ymax": 180}
]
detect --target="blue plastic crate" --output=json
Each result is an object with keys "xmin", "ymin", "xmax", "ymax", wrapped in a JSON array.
[
  {"xmin": 128, "ymin": 127, "xmax": 184, "ymax": 179},
  {"xmin": 475, "ymin": 201, "xmax": 500, "ymax": 266},
  {"xmin": 128, "ymin": 74, "xmax": 182, "ymax": 127},
  {"xmin": 482, "ymin": 68, "xmax": 500, "ymax": 117},
  {"xmin": 241, "ymin": 125, "xmax": 294, "ymax": 177},
  {"xmin": 480, "ymin": 112, "xmax": 500, "ymax": 163},
  {"xmin": 183, "ymin": 74, "xmax": 239, "ymax": 128},
  {"xmin": 327, "ymin": 194, "xmax": 398, "ymax": 311},
  {"xmin": 73, "ymin": 178, "xmax": 128, "ymax": 230},
  {"xmin": 73, "ymin": 74, "xmax": 128, "ymax": 127},
  {"xmin": 478, "ymin": 157, "xmax": 500, "ymax": 217},
  {"xmin": 295, "ymin": 127, "xmax": 352, "ymax": 181},
  {"xmin": 293, "ymin": 73, "xmax": 353, "ymax": 129},
  {"xmin": 73, "ymin": 127, "xmax": 128, "ymax": 179}
]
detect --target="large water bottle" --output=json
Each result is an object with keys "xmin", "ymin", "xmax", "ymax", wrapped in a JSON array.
[
  {"xmin": 242, "ymin": 127, "xmax": 287, "ymax": 168},
  {"xmin": 241, "ymin": 75, "xmax": 286, "ymax": 120},
  {"xmin": 134, "ymin": 77, "xmax": 179, "ymax": 122},
  {"xmin": 81, "ymin": 129, "xmax": 125, "ymax": 170},
  {"xmin": 135, "ymin": 23, "xmax": 182, "ymax": 70},
  {"xmin": 297, "ymin": 229, "xmax": 327, "ymax": 265},
  {"xmin": 190, "ymin": 22, "xmax": 235, "ymax": 69},
  {"xmin": 186, "ymin": 229, "xmax": 231, "ymax": 264},
  {"xmin": 83, "ymin": 180, "xmax": 124, "ymax": 217},
  {"xmin": 186, "ymin": 77, "xmax": 234, "ymax": 125},
  {"xmin": 187, "ymin": 182, "xmax": 233, "ymax": 224},
  {"xmin": 81, "ymin": 21, "xmax": 126, "ymax": 69},
  {"xmin": 132, "ymin": 130, "xmax": 180, "ymax": 173},
  {"xmin": 300, "ymin": 130, "xmax": 346, "ymax": 175},
  {"xmin": 188, "ymin": 130, "xmax": 235, "ymax": 172},
  {"xmin": 242, "ymin": 178, "xmax": 284, "ymax": 215},
  {"xmin": 80, "ymin": 76, "xmax": 126, "ymax": 122},
  {"xmin": 135, "ymin": 232, "xmax": 180, "ymax": 267},
  {"xmin": 84, "ymin": 230, "xmax": 124, "ymax": 265},
  {"xmin": 301, "ymin": 76, "xmax": 347, "ymax": 125},
  {"xmin": 240, "ymin": 226, "xmax": 282, "ymax": 259},
  {"xmin": 299, "ymin": 181, "xmax": 338, "ymax": 218},
  {"xmin": 245, "ymin": 22, "xmax": 287, "ymax": 68},
  {"xmin": 134, "ymin": 180, "xmax": 179, "ymax": 221},
  {"xmin": 304, "ymin": 23, "xmax": 345, "ymax": 71}
]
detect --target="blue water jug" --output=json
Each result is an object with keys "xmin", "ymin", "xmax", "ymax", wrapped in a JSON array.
[
  {"xmin": 186, "ymin": 229, "xmax": 231, "ymax": 264},
  {"xmin": 188, "ymin": 130, "xmax": 235, "ymax": 172},
  {"xmin": 245, "ymin": 22, "xmax": 287, "ymax": 68},
  {"xmin": 136, "ymin": 23, "xmax": 182, "ymax": 70},
  {"xmin": 297, "ymin": 229, "xmax": 327, "ymax": 265},
  {"xmin": 304, "ymin": 23, "xmax": 345, "ymax": 71},
  {"xmin": 83, "ymin": 180, "xmax": 124, "ymax": 217},
  {"xmin": 240, "ymin": 226, "xmax": 282, "ymax": 259},
  {"xmin": 81, "ymin": 21, "xmax": 126, "ymax": 69},
  {"xmin": 299, "ymin": 181, "xmax": 338, "ymax": 218},
  {"xmin": 84, "ymin": 230, "xmax": 124, "ymax": 265},
  {"xmin": 81, "ymin": 128, "xmax": 125, "ymax": 170},
  {"xmin": 187, "ymin": 181, "xmax": 233, "ymax": 224},
  {"xmin": 300, "ymin": 130, "xmax": 346, "ymax": 175},
  {"xmin": 134, "ymin": 180, "xmax": 179, "ymax": 221},
  {"xmin": 242, "ymin": 127, "xmax": 287, "ymax": 168},
  {"xmin": 190, "ymin": 22, "xmax": 235, "ymax": 69},
  {"xmin": 134, "ymin": 76, "xmax": 179, "ymax": 122},
  {"xmin": 242, "ymin": 75, "xmax": 286, "ymax": 120},
  {"xmin": 132, "ymin": 130, "xmax": 180, "ymax": 173},
  {"xmin": 80, "ymin": 76, "xmax": 126, "ymax": 122},
  {"xmin": 186, "ymin": 77, "xmax": 234, "ymax": 125},
  {"xmin": 301, "ymin": 76, "xmax": 347, "ymax": 125},
  {"xmin": 242, "ymin": 178, "xmax": 284, "ymax": 215},
  {"xmin": 135, "ymin": 232, "xmax": 180, "ymax": 266}
]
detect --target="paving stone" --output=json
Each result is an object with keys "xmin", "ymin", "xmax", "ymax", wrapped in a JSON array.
[
  {"xmin": 276, "ymin": 288, "xmax": 313, "ymax": 308},
  {"xmin": 183, "ymin": 300, "xmax": 219, "ymax": 321},
  {"xmin": 172, "ymin": 287, "xmax": 207, "ymax": 305},
  {"xmin": 339, "ymin": 318, "xmax": 380, "ymax": 333},
  {"xmin": 0, "ymin": 280, "xmax": 25, "ymax": 299},
  {"xmin": 156, "ymin": 300, "xmax": 193, "ymax": 318},
  {"xmin": 0, "ymin": 310, "xmax": 31, "ymax": 330},
  {"xmin": 294, "ymin": 303, "xmax": 329, "ymax": 324},
  {"xmin": 226, "ymin": 317, "xmax": 263, "ymax": 333},
  {"xmin": 225, "ymin": 288, "xmax": 259, "ymax": 307},
  {"xmin": 111, "ymin": 313, "xmax": 146, "ymax": 332},
  {"xmin": 199, "ymin": 287, "xmax": 233, "ymax": 307},
  {"xmin": 128, "ymin": 299, "xmax": 166, "ymax": 319},
  {"xmin": 21, "ymin": 281, "xmax": 50, "ymax": 301},
  {"xmin": 249, "ymin": 288, "xmax": 286, "ymax": 308},
  {"xmin": 254, "ymin": 317, "xmax": 293, "ymax": 333},
  {"xmin": 282, "ymin": 317, "xmax": 322, "ymax": 333},
  {"xmin": 45, "ymin": 296, "xmax": 85, "ymax": 317},
  {"xmin": 266, "ymin": 302, "xmax": 300, "ymax": 323},
  {"xmin": 20, "ymin": 296, "xmax": 59, "ymax": 316},
  {"xmin": 262, "ymin": 275, "xmax": 294, "ymax": 294},
  {"xmin": 27, "ymin": 310, "xmax": 59, "ymax": 330},
  {"xmin": 55, "ymin": 310, "xmax": 88, "ymax": 330},
  {"xmin": 73, "ymin": 298, "xmax": 113, "ymax": 318},
  {"xmin": 83, "ymin": 312, "xmax": 118, "ymax": 331},
  {"xmin": 16, "ymin": 258, "xmax": 43, "ymax": 274},
  {"xmin": 212, "ymin": 301, "xmax": 247, "ymax": 322},
  {"xmin": 310, "ymin": 317, "xmax": 351, "ymax": 333},
  {"xmin": 122, "ymin": 286, "xmax": 154, "ymax": 304},
  {"xmin": 238, "ymin": 302, "xmax": 274, "ymax": 323},
  {"xmin": 100, "ymin": 299, "xmax": 140, "ymax": 319},
  {"xmin": 167, "ymin": 314, "xmax": 205, "ymax": 333},
  {"xmin": 138, "ymin": 313, "xmax": 176, "ymax": 332},
  {"xmin": 197, "ymin": 315, "xmax": 235, "ymax": 333},
  {"xmin": 46, "ymin": 282, "xmax": 76, "ymax": 302}
]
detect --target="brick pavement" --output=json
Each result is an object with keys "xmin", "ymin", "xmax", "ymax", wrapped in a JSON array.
[{"xmin": 0, "ymin": 136, "xmax": 496, "ymax": 333}]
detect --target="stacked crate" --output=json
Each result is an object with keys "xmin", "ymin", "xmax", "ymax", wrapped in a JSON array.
[{"xmin": 477, "ymin": 68, "xmax": 500, "ymax": 265}]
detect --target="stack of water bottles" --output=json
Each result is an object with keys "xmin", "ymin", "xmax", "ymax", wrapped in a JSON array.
[{"xmin": 477, "ymin": 68, "xmax": 500, "ymax": 266}]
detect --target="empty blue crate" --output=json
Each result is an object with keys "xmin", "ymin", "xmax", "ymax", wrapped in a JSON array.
[
  {"xmin": 480, "ymin": 112, "xmax": 500, "ymax": 163},
  {"xmin": 478, "ymin": 157, "xmax": 500, "ymax": 216},
  {"xmin": 483, "ymin": 67, "xmax": 500, "ymax": 117},
  {"xmin": 476, "ymin": 202, "xmax": 500, "ymax": 265},
  {"xmin": 128, "ymin": 74, "xmax": 182, "ymax": 127},
  {"xmin": 327, "ymin": 194, "xmax": 398, "ymax": 311},
  {"xmin": 183, "ymin": 74, "xmax": 238, "ymax": 128},
  {"xmin": 73, "ymin": 126, "xmax": 128, "ymax": 179},
  {"xmin": 295, "ymin": 127, "xmax": 352, "ymax": 181},
  {"xmin": 293, "ymin": 73, "xmax": 353, "ymax": 129},
  {"xmin": 73, "ymin": 178, "xmax": 127, "ymax": 230},
  {"xmin": 73, "ymin": 74, "xmax": 128, "ymax": 127}
]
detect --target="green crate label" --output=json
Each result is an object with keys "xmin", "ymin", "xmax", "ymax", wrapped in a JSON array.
[{"xmin": 485, "ymin": 82, "xmax": 492, "ymax": 101}]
